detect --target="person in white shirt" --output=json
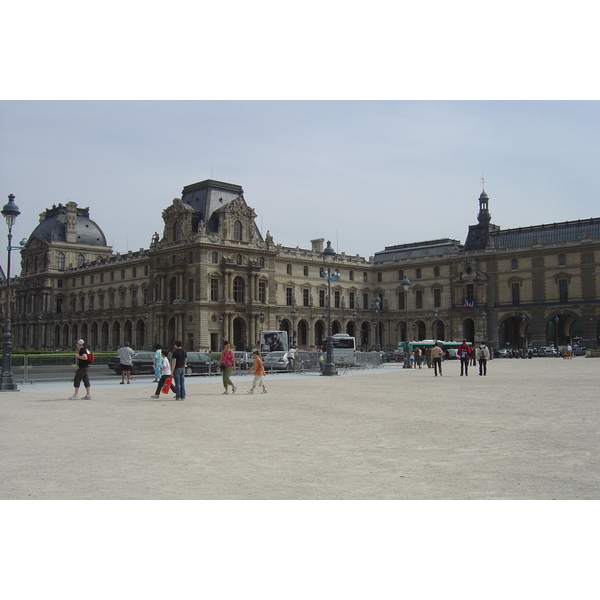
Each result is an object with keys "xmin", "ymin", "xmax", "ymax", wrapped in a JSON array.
[
  {"xmin": 151, "ymin": 349, "xmax": 176, "ymax": 398},
  {"xmin": 476, "ymin": 342, "xmax": 491, "ymax": 376},
  {"xmin": 118, "ymin": 341, "xmax": 136, "ymax": 384}
]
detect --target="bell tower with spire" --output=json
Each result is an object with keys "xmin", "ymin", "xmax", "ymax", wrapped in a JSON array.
[{"xmin": 464, "ymin": 182, "xmax": 500, "ymax": 251}]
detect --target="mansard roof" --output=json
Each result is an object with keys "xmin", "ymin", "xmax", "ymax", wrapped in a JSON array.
[
  {"xmin": 490, "ymin": 217, "xmax": 600, "ymax": 249},
  {"xmin": 373, "ymin": 238, "xmax": 462, "ymax": 263}
]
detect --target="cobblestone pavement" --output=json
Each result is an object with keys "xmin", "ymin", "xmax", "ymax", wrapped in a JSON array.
[{"xmin": 1, "ymin": 358, "xmax": 598, "ymax": 499}]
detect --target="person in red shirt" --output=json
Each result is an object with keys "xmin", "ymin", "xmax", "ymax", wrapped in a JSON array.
[{"xmin": 458, "ymin": 340, "xmax": 472, "ymax": 376}]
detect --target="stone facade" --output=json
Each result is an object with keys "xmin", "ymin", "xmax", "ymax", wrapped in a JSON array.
[{"xmin": 4, "ymin": 180, "xmax": 600, "ymax": 353}]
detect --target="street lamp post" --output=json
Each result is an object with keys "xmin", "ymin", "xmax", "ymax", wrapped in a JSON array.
[
  {"xmin": 555, "ymin": 315, "xmax": 560, "ymax": 357},
  {"xmin": 401, "ymin": 276, "xmax": 411, "ymax": 369},
  {"xmin": 373, "ymin": 294, "xmax": 381, "ymax": 352},
  {"xmin": 321, "ymin": 240, "xmax": 340, "ymax": 376},
  {"xmin": 0, "ymin": 194, "xmax": 21, "ymax": 392}
]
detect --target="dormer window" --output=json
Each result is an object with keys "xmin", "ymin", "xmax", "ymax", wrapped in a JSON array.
[{"xmin": 233, "ymin": 220, "xmax": 242, "ymax": 241}]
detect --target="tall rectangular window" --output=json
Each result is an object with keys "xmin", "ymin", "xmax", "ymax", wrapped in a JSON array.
[
  {"xmin": 466, "ymin": 284, "xmax": 475, "ymax": 302},
  {"xmin": 210, "ymin": 279, "xmax": 218, "ymax": 302},
  {"xmin": 334, "ymin": 291, "xmax": 340, "ymax": 308},
  {"xmin": 258, "ymin": 281, "xmax": 266, "ymax": 303},
  {"xmin": 559, "ymin": 279, "xmax": 568, "ymax": 303},
  {"xmin": 319, "ymin": 290, "xmax": 325, "ymax": 308},
  {"xmin": 349, "ymin": 292, "xmax": 355, "ymax": 309},
  {"xmin": 415, "ymin": 290, "xmax": 423, "ymax": 309},
  {"xmin": 398, "ymin": 292, "xmax": 405, "ymax": 310},
  {"xmin": 433, "ymin": 288, "xmax": 441, "ymax": 308},
  {"xmin": 363, "ymin": 293, "xmax": 369, "ymax": 310},
  {"xmin": 511, "ymin": 282, "xmax": 520, "ymax": 306},
  {"xmin": 286, "ymin": 287, "xmax": 293, "ymax": 306},
  {"xmin": 303, "ymin": 288, "xmax": 310, "ymax": 307}
]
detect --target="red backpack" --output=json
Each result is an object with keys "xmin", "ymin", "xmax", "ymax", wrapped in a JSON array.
[{"xmin": 86, "ymin": 350, "xmax": 95, "ymax": 363}]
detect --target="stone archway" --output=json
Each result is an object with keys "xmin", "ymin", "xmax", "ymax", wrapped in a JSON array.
[
  {"xmin": 232, "ymin": 316, "xmax": 247, "ymax": 350},
  {"xmin": 297, "ymin": 319, "xmax": 309, "ymax": 347},
  {"xmin": 315, "ymin": 320, "xmax": 325, "ymax": 350}
]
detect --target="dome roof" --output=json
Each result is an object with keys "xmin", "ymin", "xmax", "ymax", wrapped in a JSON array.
[{"xmin": 31, "ymin": 204, "xmax": 107, "ymax": 246}]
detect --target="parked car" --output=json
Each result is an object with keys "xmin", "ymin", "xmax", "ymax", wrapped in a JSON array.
[
  {"xmin": 185, "ymin": 352, "xmax": 219, "ymax": 375},
  {"xmin": 538, "ymin": 346, "xmax": 557, "ymax": 357},
  {"xmin": 383, "ymin": 350, "xmax": 401, "ymax": 362},
  {"xmin": 263, "ymin": 351, "xmax": 290, "ymax": 371},
  {"xmin": 234, "ymin": 351, "xmax": 254, "ymax": 370},
  {"xmin": 297, "ymin": 351, "xmax": 320, "ymax": 370},
  {"xmin": 572, "ymin": 345, "xmax": 586, "ymax": 356},
  {"xmin": 107, "ymin": 350, "xmax": 155, "ymax": 375}
]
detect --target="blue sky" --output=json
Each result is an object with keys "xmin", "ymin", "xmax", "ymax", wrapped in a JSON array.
[{"xmin": 1, "ymin": 100, "xmax": 598, "ymax": 271}]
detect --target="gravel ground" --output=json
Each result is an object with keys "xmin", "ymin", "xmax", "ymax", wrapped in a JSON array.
[{"xmin": 1, "ymin": 358, "xmax": 598, "ymax": 500}]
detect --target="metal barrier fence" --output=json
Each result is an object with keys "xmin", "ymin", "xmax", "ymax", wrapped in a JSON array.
[{"xmin": 11, "ymin": 353, "xmax": 114, "ymax": 384}]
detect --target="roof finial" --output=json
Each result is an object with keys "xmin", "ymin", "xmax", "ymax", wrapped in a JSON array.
[{"xmin": 481, "ymin": 174, "xmax": 486, "ymax": 190}]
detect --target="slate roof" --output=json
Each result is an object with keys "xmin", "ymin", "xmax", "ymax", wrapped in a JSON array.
[
  {"xmin": 374, "ymin": 238, "xmax": 462, "ymax": 263},
  {"xmin": 490, "ymin": 218, "xmax": 600, "ymax": 249}
]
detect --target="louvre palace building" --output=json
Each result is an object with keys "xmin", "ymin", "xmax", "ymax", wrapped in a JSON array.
[{"xmin": 4, "ymin": 179, "xmax": 600, "ymax": 354}]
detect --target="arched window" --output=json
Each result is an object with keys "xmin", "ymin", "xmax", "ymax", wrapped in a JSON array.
[
  {"xmin": 57, "ymin": 252, "xmax": 65, "ymax": 271},
  {"xmin": 212, "ymin": 251, "xmax": 218, "ymax": 264},
  {"xmin": 233, "ymin": 220, "xmax": 242, "ymax": 241},
  {"xmin": 77, "ymin": 254, "xmax": 84, "ymax": 267},
  {"xmin": 286, "ymin": 264, "xmax": 292, "ymax": 275},
  {"xmin": 236, "ymin": 254, "xmax": 242, "ymax": 265},
  {"xmin": 233, "ymin": 276, "xmax": 245, "ymax": 303}
]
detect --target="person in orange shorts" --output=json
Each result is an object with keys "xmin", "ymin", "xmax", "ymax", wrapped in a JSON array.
[{"xmin": 247, "ymin": 350, "xmax": 267, "ymax": 394}]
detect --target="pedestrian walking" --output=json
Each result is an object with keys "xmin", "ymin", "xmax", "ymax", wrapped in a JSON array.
[
  {"xmin": 70, "ymin": 339, "xmax": 92, "ymax": 399},
  {"xmin": 476, "ymin": 341, "xmax": 490, "ymax": 376},
  {"xmin": 118, "ymin": 341, "xmax": 135, "ymax": 384},
  {"xmin": 153, "ymin": 343, "xmax": 162, "ymax": 382},
  {"xmin": 247, "ymin": 350, "xmax": 268, "ymax": 394},
  {"xmin": 431, "ymin": 342, "xmax": 443, "ymax": 376},
  {"xmin": 218, "ymin": 340, "xmax": 237, "ymax": 394},
  {"xmin": 409, "ymin": 350, "xmax": 415, "ymax": 369},
  {"xmin": 458, "ymin": 339, "xmax": 472, "ymax": 376},
  {"xmin": 425, "ymin": 346, "xmax": 432, "ymax": 368},
  {"xmin": 414, "ymin": 347, "xmax": 422, "ymax": 368},
  {"xmin": 171, "ymin": 340, "xmax": 187, "ymax": 400},
  {"xmin": 151, "ymin": 349, "xmax": 176, "ymax": 398}
]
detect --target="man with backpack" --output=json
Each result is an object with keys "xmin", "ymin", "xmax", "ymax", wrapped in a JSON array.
[
  {"xmin": 70, "ymin": 339, "xmax": 92, "ymax": 399},
  {"xmin": 458, "ymin": 339, "xmax": 472, "ymax": 376}
]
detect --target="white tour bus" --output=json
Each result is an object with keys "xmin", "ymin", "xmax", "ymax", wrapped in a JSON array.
[{"xmin": 330, "ymin": 333, "xmax": 357, "ymax": 365}]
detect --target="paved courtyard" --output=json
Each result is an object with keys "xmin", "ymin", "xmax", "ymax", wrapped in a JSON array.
[{"xmin": 1, "ymin": 357, "xmax": 598, "ymax": 499}]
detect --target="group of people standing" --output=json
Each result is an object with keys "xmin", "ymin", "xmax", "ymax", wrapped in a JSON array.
[
  {"xmin": 407, "ymin": 340, "xmax": 491, "ymax": 378},
  {"xmin": 457, "ymin": 340, "xmax": 491, "ymax": 377},
  {"xmin": 151, "ymin": 340, "xmax": 188, "ymax": 400}
]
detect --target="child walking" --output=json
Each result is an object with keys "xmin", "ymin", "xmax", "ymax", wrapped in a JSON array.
[
  {"xmin": 247, "ymin": 350, "xmax": 267, "ymax": 394},
  {"xmin": 151, "ymin": 349, "xmax": 176, "ymax": 398}
]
